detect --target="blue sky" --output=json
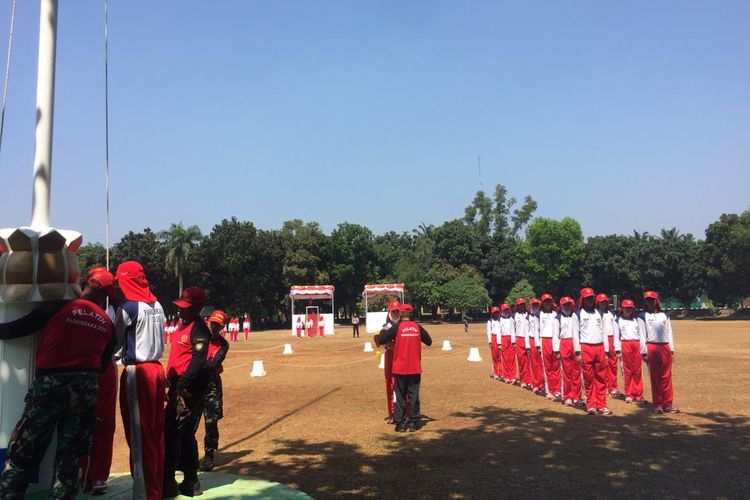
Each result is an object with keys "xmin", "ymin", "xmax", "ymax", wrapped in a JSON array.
[{"xmin": 0, "ymin": 1, "xmax": 748, "ymax": 244}]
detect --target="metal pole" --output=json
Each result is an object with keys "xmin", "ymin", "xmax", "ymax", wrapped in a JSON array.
[{"xmin": 30, "ymin": 0, "xmax": 58, "ymax": 229}]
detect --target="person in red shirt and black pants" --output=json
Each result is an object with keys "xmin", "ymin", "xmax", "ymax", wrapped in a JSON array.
[
  {"xmin": 0, "ymin": 269, "xmax": 116, "ymax": 500},
  {"xmin": 375, "ymin": 304, "xmax": 432, "ymax": 433},
  {"xmin": 163, "ymin": 287, "xmax": 211, "ymax": 498}
]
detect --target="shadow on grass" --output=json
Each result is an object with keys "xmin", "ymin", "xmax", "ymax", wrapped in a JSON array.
[{"xmin": 220, "ymin": 406, "xmax": 750, "ymax": 499}]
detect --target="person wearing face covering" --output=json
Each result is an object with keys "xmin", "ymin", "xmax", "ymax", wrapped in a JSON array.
[{"xmin": 638, "ymin": 291, "xmax": 679, "ymax": 414}]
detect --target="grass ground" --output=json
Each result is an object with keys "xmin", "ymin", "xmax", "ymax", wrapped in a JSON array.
[{"xmin": 110, "ymin": 320, "xmax": 750, "ymax": 499}]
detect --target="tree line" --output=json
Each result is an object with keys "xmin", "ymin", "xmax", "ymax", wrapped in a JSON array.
[{"xmin": 77, "ymin": 185, "xmax": 750, "ymax": 324}]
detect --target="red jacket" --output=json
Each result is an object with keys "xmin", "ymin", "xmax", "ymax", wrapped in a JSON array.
[{"xmin": 379, "ymin": 320, "xmax": 433, "ymax": 375}]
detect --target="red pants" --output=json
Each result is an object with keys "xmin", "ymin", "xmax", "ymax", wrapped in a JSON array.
[
  {"xmin": 489, "ymin": 336, "xmax": 501, "ymax": 377},
  {"xmin": 527, "ymin": 338, "xmax": 545, "ymax": 390},
  {"xmin": 559, "ymin": 339, "xmax": 581, "ymax": 401},
  {"xmin": 581, "ymin": 344, "xmax": 607, "ymax": 410},
  {"xmin": 516, "ymin": 338, "xmax": 530, "ymax": 386},
  {"xmin": 244, "ymin": 328, "xmax": 249, "ymax": 341},
  {"xmin": 80, "ymin": 362, "xmax": 118, "ymax": 485},
  {"xmin": 120, "ymin": 362, "xmax": 166, "ymax": 500},
  {"xmin": 384, "ymin": 350, "xmax": 394, "ymax": 418},
  {"xmin": 606, "ymin": 336, "xmax": 619, "ymax": 392},
  {"xmin": 647, "ymin": 343, "xmax": 674, "ymax": 408},
  {"xmin": 621, "ymin": 340, "xmax": 643, "ymax": 399},
  {"xmin": 230, "ymin": 331, "xmax": 238, "ymax": 342},
  {"xmin": 501, "ymin": 336, "xmax": 516, "ymax": 381},
  {"xmin": 542, "ymin": 338, "xmax": 561, "ymax": 395}
]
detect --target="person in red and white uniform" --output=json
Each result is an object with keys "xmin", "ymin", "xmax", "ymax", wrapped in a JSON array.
[
  {"xmin": 614, "ymin": 299, "xmax": 646, "ymax": 404},
  {"xmin": 486, "ymin": 306, "xmax": 502, "ymax": 380},
  {"xmin": 380, "ymin": 300, "xmax": 402, "ymax": 423},
  {"xmin": 577, "ymin": 288, "xmax": 612, "ymax": 415},
  {"xmin": 374, "ymin": 304, "xmax": 432, "ymax": 432},
  {"xmin": 318, "ymin": 313, "xmax": 325, "ymax": 336},
  {"xmin": 555, "ymin": 296, "xmax": 583, "ymax": 407},
  {"xmin": 243, "ymin": 314, "xmax": 251, "ymax": 341},
  {"xmin": 638, "ymin": 291, "xmax": 678, "ymax": 414},
  {"xmin": 295, "ymin": 316, "xmax": 304, "ymax": 337},
  {"xmin": 513, "ymin": 299, "xmax": 533, "ymax": 390},
  {"xmin": 499, "ymin": 304, "xmax": 517, "ymax": 384},
  {"xmin": 539, "ymin": 294, "xmax": 562, "ymax": 400},
  {"xmin": 596, "ymin": 294, "xmax": 622, "ymax": 398},
  {"xmin": 526, "ymin": 298, "xmax": 545, "ymax": 395},
  {"xmin": 114, "ymin": 261, "xmax": 167, "ymax": 500}
]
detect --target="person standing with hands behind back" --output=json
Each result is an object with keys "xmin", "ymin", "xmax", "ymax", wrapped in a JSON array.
[{"xmin": 374, "ymin": 304, "xmax": 432, "ymax": 433}]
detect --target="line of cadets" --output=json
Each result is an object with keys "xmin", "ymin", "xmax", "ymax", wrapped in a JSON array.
[
  {"xmin": 165, "ymin": 314, "xmax": 250, "ymax": 343},
  {"xmin": 487, "ymin": 288, "xmax": 678, "ymax": 415}
]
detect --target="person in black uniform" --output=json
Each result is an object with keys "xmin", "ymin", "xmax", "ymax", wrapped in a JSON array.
[{"xmin": 163, "ymin": 287, "xmax": 211, "ymax": 497}]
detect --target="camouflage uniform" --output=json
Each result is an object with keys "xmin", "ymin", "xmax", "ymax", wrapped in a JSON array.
[
  {"xmin": 0, "ymin": 373, "xmax": 98, "ymax": 500},
  {"xmin": 193, "ymin": 373, "xmax": 224, "ymax": 454}
]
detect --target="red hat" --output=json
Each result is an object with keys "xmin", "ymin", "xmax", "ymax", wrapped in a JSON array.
[
  {"xmin": 541, "ymin": 293, "xmax": 554, "ymax": 302},
  {"xmin": 388, "ymin": 300, "xmax": 401, "ymax": 312},
  {"xmin": 578, "ymin": 287, "xmax": 595, "ymax": 308},
  {"xmin": 621, "ymin": 299, "xmax": 635, "ymax": 309},
  {"xmin": 86, "ymin": 267, "xmax": 115, "ymax": 291},
  {"xmin": 643, "ymin": 290, "xmax": 662, "ymax": 311},
  {"xmin": 116, "ymin": 261, "xmax": 157, "ymax": 303},
  {"xmin": 500, "ymin": 304, "xmax": 511, "ymax": 311},
  {"xmin": 173, "ymin": 286, "xmax": 207, "ymax": 308},
  {"xmin": 596, "ymin": 293, "xmax": 609, "ymax": 304},
  {"xmin": 490, "ymin": 306, "xmax": 500, "ymax": 314},
  {"xmin": 515, "ymin": 298, "xmax": 527, "ymax": 305},
  {"xmin": 208, "ymin": 310, "xmax": 229, "ymax": 326},
  {"xmin": 530, "ymin": 298, "xmax": 541, "ymax": 306},
  {"xmin": 400, "ymin": 304, "xmax": 414, "ymax": 313},
  {"xmin": 560, "ymin": 296, "xmax": 575, "ymax": 307}
]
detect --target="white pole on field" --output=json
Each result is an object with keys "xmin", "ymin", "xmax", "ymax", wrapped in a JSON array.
[{"xmin": 30, "ymin": 0, "xmax": 58, "ymax": 229}]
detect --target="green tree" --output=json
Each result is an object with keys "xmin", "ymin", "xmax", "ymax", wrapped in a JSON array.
[
  {"xmin": 519, "ymin": 217, "xmax": 585, "ymax": 297},
  {"xmin": 432, "ymin": 219, "xmax": 482, "ymax": 269},
  {"xmin": 77, "ymin": 242, "xmax": 107, "ymax": 276},
  {"xmin": 441, "ymin": 274, "xmax": 491, "ymax": 313},
  {"xmin": 280, "ymin": 220, "xmax": 329, "ymax": 287},
  {"xmin": 159, "ymin": 222, "xmax": 203, "ymax": 296},
  {"xmin": 326, "ymin": 223, "xmax": 376, "ymax": 314},
  {"xmin": 703, "ymin": 210, "xmax": 750, "ymax": 307},
  {"xmin": 582, "ymin": 235, "xmax": 639, "ymax": 298},
  {"xmin": 505, "ymin": 279, "xmax": 536, "ymax": 305}
]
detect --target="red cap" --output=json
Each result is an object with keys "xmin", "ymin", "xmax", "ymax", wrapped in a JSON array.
[
  {"xmin": 173, "ymin": 286, "xmax": 207, "ymax": 308},
  {"xmin": 500, "ymin": 304, "xmax": 511, "ymax": 311},
  {"xmin": 490, "ymin": 306, "xmax": 500, "ymax": 314},
  {"xmin": 560, "ymin": 296, "xmax": 575, "ymax": 307},
  {"xmin": 530, "ymin": 298, "xmax": 541, "ymax": 306},
  {"xmin": 388, "ymin": 300, "xmax": 401, "ymax": 312},
  {"xmin": 643, "ymin": 290, "xmax": 662, "ymax": 310},
  {"xmin": 621, "ymin": 299, "xmax": 635, "ymax": 309},
  {"xmin": 541, "ymin": 293, "xmax": 553, "ymax": 302},
  {"xmin": 580, "ymin": 287, "xmax": 595, "ymax": 299},
  {"xmin": 86, "ymin": 267, "xmax": 115, "ymax": 291},
  {"xmin": 596, "ymin": 293, "xmax": 609, "ymax": 304},
  {"xmin": 400, "ymin": 304, "xmax": 414, "ymax": 313},
  {"xmin": 515, "ymin": 298, "xmax": 527, "ymax": 305},
  {"xmin": 208, "ymin": 310, "xmax": 229, "ymax": 326}
]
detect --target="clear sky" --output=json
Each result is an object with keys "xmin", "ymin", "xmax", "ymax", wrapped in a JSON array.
[{"xmin": 0, "ymin": 1, "xmax": 748, "ymax": 244}]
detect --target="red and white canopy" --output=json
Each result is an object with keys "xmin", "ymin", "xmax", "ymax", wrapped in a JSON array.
[
  {"xmin": 362, "ymin": 283, "xmax": 404, "ymax": 299},
  {"xmin": 289, "ymin": 285, "xmax": 334, "ymax": 300}
]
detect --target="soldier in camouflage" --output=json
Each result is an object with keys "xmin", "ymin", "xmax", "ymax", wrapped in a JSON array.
[
  {"xmin": 0, "ymin": 269, "xmax": 115, "ymax": 500},
  {"xmin": 195, "ymin": 310, "xmax": 230, "ymax": 472}
]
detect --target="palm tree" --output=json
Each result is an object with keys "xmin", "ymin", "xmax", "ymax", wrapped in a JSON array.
[{"xmin": 159, "ymin": 222, "xmax": 202, "ymax": 296}]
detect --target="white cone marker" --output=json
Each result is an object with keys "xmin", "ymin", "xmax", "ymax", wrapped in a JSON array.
[
  {"xmin": 250, "ymin": 360, "xmax": 267, "ymax": 377},
  {"xmin": 442, "ymin": 340, "xmax": 453, "ymax": 351},
  {"xmin": 364, "ymin": 342, "xmax": 374, "ymax": 352},
  {"xmin": 283, "ymin": 343, "xmax": 293, "ymax": 355},
  {"xmin": 467, "ymin": 347, "xmax": 482, "ymax": 362}
]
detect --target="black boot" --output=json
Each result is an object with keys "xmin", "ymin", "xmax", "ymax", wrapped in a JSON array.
[
  {"xmin": 179, "ymin": 478, "xmax": 203, "ymax": 497},
  {"xmin": 199, "ymin": 451, "xmax": 215, "ymax": 472}
]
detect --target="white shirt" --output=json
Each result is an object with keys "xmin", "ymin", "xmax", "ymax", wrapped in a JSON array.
[
  {"xmin": 514, "ymin": 312, "xmax": 529, "ymax": 346},
  {"xmin": 577, "ymin": 308, "xmax": 609, "ymax": 352},
  {"xmin": 614, "ymin": 316, "xmax": 641, "ymax": 352},
  {"xmin": 486, "ymin": 318, "xmax": 501, "ymax": 343},
  {"xmin": 538, "ymin": 311, "xmax": 558, "ymax": 340},
  {"xmin": 499, "ymin": 315, "xmax": 515, "ymax": 342},
  {"xmin": 115, "ymin": 300, "xmax": 165, "ymax": 364},
  {"xmin": 637, "ymin": 312, "xmax": 674, "ymax": 354},
  {"xmin": 243, "ymin": 320, "xmax": 250, "ymax": 330},
  {"xmin": 526, "ymin": 312, "xmax": 540, "ymax": 345},
  {"xmin": 555, "ymin": 312, "xmax": 580, "ymax": 353},
  {"xmin": 600, "ymin": 310, "xmax": 616, "ymax": 337}
]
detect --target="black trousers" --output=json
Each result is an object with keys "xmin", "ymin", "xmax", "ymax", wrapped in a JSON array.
[
  {"xmin": 393, "ymin": 374, "xmax": 421, "ymax": 423},
  {"xmin": 353, "ymin": 324, "xmax": 360, "ymax": 337},
  {"xmin": 164, "ymin": 383, "xmax": 205, "ymax": 483}
]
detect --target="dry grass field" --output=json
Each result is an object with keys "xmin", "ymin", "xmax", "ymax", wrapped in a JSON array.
[{"xmin": 110, "ymin": 320, "xmax": 750, "ymax": 499}]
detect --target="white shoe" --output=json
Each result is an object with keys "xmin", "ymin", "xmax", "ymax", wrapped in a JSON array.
[{"xmin": 91, "ymin": 480, "xmax": 108, "ymax": 494}]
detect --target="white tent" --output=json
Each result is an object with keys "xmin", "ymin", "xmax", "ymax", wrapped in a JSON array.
[
  {"xmin": 362, "ymin": 283, "xmax": 405, "ymax": 333},
  {"xmin": 289, "ymin": 285, "xmax": 335, "ymax": 336}
]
